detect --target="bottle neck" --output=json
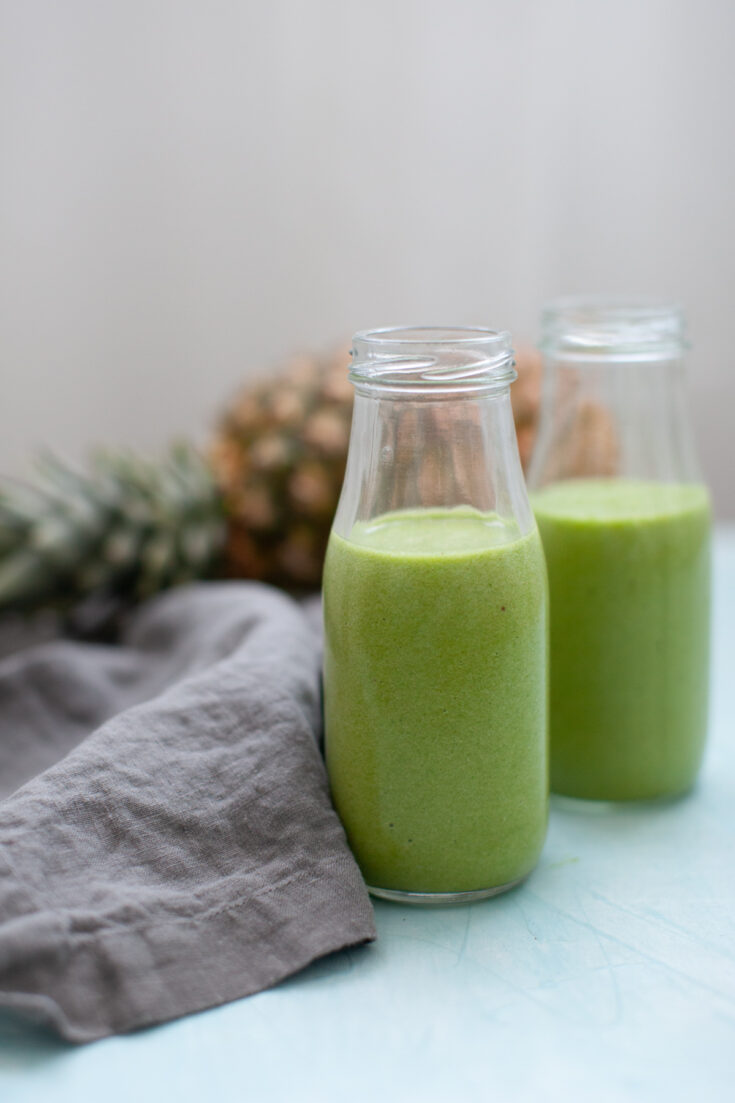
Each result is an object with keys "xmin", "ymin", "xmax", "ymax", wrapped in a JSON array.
[
  {"xmin": 333, "ymin": 387, "xmax": 534, "ymax": 538},
  {"xmin": 528, "ymin": 353, "xmax": 702, "ymax": 488}
]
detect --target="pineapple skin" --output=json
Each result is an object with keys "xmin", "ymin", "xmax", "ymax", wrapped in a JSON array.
[{"xmin": 210, "ymin": 346, "xmax": 354, "ymax": 589}]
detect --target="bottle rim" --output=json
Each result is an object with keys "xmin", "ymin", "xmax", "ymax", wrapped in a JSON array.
[
  {"xmin": 350, "ymin": 326, "xmax": 516, "ymax": 395},
  {"xmin": 540, "ymin": 296, "xmax": 687, "ymax": 362}
]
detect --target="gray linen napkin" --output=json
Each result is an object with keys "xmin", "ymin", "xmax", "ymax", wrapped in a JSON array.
[{"xmin": 0, "ymin": 583, "xmax": 375, "ymax": 1042}]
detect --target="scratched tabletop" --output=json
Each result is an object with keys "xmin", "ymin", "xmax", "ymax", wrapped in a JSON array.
[{"xmin": 1, "ymin": 530, "xmax": 734, "ymax": 1103}]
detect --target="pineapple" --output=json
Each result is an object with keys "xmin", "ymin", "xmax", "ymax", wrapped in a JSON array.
[{"xmin": 0, "ymin": 341, "xmax": 549, "ymax": 620}]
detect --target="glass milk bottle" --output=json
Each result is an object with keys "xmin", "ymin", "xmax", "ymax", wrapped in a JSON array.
[
  {"xmin": 529, "ymin": 298, "xmax": 711, "ymax": 802},
  {"xmin": 323, "ymin": 327, "xmax": 548, "ymax": 904}
]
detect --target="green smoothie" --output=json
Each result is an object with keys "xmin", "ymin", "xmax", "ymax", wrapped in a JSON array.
[
  {"xmin": 532, "ymin": 479, "xmax": 711, "ymax": 801},
  {"xmin": 323, "ymin": 508, "xmax": 548, "ymax": 896}
]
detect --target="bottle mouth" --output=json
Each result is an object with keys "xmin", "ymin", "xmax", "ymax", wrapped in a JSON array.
[
  {"xmin": 350, "ymin": 326, "xmax": 516, "ymax": 395},
  {"xmin": 540, "ymin": 297, "xmax": 686, "ymax": 362}
]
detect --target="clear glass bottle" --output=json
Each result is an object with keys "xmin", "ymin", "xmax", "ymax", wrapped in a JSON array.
[
  {"xmin": 323, "ymin": 326, "xmax": 548, "ymax": 904},
  {"xmin": 529, "ymin": 298, "xmax": 712, "ymax": 802}
]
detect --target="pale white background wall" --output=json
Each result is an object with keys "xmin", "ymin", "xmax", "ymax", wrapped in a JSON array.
[{"xmin": 1, "ymin": 0, "xmax": 733, "ymax": 515}]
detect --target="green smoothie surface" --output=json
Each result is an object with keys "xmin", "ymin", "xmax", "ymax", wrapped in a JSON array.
[
  {"xmin": 323, "ymin": 507, "xmax": 548, "ymax": 895},
  {"xmin": 533, "ymin": 478, "xmax": 709, "ymax": 523},
  {"xmin": 348, "ymin": 509, "xmax": 523, "ymax": 554},
  {"xmin": 532, "ymin": 478, "xmax": 711, "ymax": 801}
]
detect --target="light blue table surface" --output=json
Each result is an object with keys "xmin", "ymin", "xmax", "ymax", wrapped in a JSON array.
[{"xmin": 1, "ymin": 530, "xmax": 734, "ymax": 1103}]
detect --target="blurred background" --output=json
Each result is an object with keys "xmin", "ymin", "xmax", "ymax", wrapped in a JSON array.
[{"xmin": 1, "ymin": 0, "xmax": 734, "ymax": 517}]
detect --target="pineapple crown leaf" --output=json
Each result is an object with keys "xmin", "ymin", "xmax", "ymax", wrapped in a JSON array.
[
  {"xmin": 0, "ymin": 553, "xmax": 58, "ymax": 609},
  {"xmin": 0, "ymin": 445, "xmax": 226, "ymax": 617}
]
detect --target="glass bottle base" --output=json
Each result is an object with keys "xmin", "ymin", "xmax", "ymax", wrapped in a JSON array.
[
  {"xmin": 367, "ymin": 874, "xmax": 527, "ymax": 906},
  {"xmin": 551, "ymin": 785, "xmax": 695, "ymax": 812}
]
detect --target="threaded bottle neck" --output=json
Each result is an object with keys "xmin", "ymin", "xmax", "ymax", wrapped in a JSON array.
[
  {"xmin": 540, "ymin": 298, "xmax": 686, "ymax": 363},
  {"xmin": 350, "ymin": 326, "xmax": 516, "ymax": 397}
]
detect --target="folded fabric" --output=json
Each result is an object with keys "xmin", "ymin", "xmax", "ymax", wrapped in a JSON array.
[{"xmin": 0, "ymin": 583, "xmax": 375, "ymax": 1042}]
